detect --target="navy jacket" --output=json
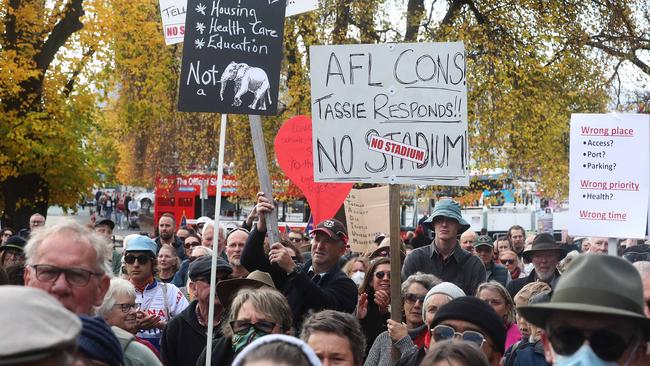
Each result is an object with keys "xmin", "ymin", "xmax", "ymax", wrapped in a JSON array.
[{"xmin": 241, "ymin": 227, "xmax": 357, "ymax": 329}]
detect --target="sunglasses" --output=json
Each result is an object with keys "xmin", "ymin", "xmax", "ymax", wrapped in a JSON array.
[
  {"xmin": 124, "ymin": 254, "xmax": 153, "ymax": 265},
  {"xmin": 230, "ymin": 320, "xmax": 276, "ymax": 334},
  {"xmin": 548, "ymin": 326, "xmax": 630, "ymax": 361},
  {"xmin": 431, "ymin": 324, "xmax": 486, "ymax": 348},
  {"xmin": 404, "ymin": 293, "xmax": 426, "ymax": 304},
  {"xmin": 500, "ymin": 259, "xmax": 515, "ymax": 265},
  {"xmin": 375, "ymin": 271, "xmax": 390, "ymax": 279},
  {"xmin": 184, "ymin": 241, "xmax": 201, "ymax": 249},
  {"xmin": 288, "ymin": 237, "xmax": 303, "ymax": 243}
]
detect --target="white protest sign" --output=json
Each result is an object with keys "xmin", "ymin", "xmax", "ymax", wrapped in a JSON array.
[
  {"xmin": 344, "ymin": 185, "xmax": 390, "ymax": 253},
  {"xmin": 159, "ymin": 0, "xmax": 186, "ymax": 45},
  {"xmin": 568, "ymin": 113, "xmax": 650, "ymax": 238},
  {"xmin": 310, "ymin": 42, "xmax": 469, "ymax": 185},
  {"xmin": 286, "ymin": 0, "xmax": 318, "ymax": 17}
]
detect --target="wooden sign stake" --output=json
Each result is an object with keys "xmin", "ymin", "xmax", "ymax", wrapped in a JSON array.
[
  {"xmin": 389, "ymin": 183, "xmax": 402, "ymax": 321},
  {"xmin": 249, "ymin": 114, "xmax": 281, "ymax": 244}
]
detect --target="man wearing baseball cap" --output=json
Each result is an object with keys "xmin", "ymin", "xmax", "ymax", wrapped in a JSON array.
[
  {"xmin": 474, "ymin": 235, "xmax": 510, "ymax": 288},
  {"xmin": 241, "ymin": 192, "xmax": 357, "ymax": 329},
  {"xmin": 518, "ymin": 254, "xmax": 649, "ymax": 365},
  {"xmin": 402, "ymin": 198, "xmax": 486, "ymax": 296}
]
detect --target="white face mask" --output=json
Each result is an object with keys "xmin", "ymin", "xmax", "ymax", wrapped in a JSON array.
[
  {"xmin": 555, "ymin": 343, "xmax": 638, "ymax": 366},
  {"xmin": 350, "ymin": 271, "xmax": 365, "ymax": 285}
]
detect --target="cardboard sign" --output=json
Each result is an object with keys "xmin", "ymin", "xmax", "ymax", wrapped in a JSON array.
[
  {"xmin": 344, "ymin": 186, "xmax": 390, "ymax": 253},
  {"xmin": 286, "ymin": 0, "xmax": 318, "ymax": 17},
  {"xmin": 310, "ymin": 42, "xmax": 469, "ymax": 185},
  {"xmin": 159, "ymin": 0, "xmax": 187, "ymax": 45},
  {"xmin": 178, "ymin": 0, "xmax": 286, "ymax": 114},
  {"xmin": 568, "ymin": 113, "xmax": 650, "ymax": 238},
  {"xmin": 275, "ymin": 115, "xmax": 353, "ymax": 225}
]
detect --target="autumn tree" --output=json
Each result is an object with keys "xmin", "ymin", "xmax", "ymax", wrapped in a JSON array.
[{"xmin": 0, "ymin": 0, "xmax": 113, "ymax": 229}]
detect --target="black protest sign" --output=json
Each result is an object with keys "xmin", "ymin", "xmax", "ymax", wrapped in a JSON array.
[{"xmin": 178, "ymin": 0, "xmax": 287, "ymax": 115}]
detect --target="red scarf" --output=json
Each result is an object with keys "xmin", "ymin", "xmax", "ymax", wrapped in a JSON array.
[{"xmin": 510, "ymin": 266, "xmax": 521, "ymax": 279}]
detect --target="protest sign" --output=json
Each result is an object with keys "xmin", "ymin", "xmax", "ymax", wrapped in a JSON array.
[
  {"xmin": 286, "ymin": 0, "xmax": 318, "ymax": 17},
  {"xmin": 310, "ymin": 42, "xmax": 469, "ymax": 185},
  {"xmin": 275, "ymin": 115, "xmax": 353, "ymax": 225},
  {"xmin": 344, "ymin": 186, "xmax": 390, "ymax": 254},
  {"xmin": 159, "ymin": 0, "xmax": 187, "ymax": 45},
  {"xmin": 178, "ymin": 0, "xmax": 286, "ymax": 114},
  {"xmin": 568, "ymin": 113, "xmax": 650, "ymax": 238}
]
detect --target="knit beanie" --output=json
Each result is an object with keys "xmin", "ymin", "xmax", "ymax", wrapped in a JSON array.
[
  {"xmin": 77, "ymin": 316, "xmax": 124, "ymax": 366},
  {"xmin": 431, "ymin": 296, "xmax": 507, "ymax": 353},
  {"xmin": 422, "ymin": 282, "xmax": 466, "ymax": 323}
]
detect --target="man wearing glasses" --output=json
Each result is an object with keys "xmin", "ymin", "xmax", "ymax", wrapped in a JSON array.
[
  {"xmin": 124, "ymin": 235, "xmax": 189, "ymax": 351},
  {"xmin": 23, "ymin": 219, "xmax": 111, "ymax": 315},
  {"xmin": 397, "ymin": 296, "xmax": 506, "ymax": 366},
  {"xmin": 519, "ymin": 254, "xmax": 649, "ymax": 365}
]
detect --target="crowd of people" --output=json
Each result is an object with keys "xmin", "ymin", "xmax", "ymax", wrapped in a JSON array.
[{"xmin": 1, "ymin": 195, "xmax": 649, "ymax": 366}]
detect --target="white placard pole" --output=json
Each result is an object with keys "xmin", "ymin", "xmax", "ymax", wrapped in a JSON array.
[{"xmin": 205, "ymin": 113, "xmax": 227, "ymax": 366}]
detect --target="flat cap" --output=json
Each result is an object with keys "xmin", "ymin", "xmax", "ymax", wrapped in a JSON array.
[
  {"xmin": 189, "ymin": 255, "xmax": 233, "ymax": 280},
  {"xmin": 0, "ymin": 286, "xmax": 81, "ymax": 364}
]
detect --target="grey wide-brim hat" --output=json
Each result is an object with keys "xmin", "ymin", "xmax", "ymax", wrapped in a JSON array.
[
  {"xmin": 423, "ymin": 199, "xmax": 470, "ymax": 234},
  {"xmin": 518, "ymin": 254, "xmax": 650, "ymax": 338},
  {"xmin": 521, "ymin": 233, "xmax": 567, "ymax": 262}
]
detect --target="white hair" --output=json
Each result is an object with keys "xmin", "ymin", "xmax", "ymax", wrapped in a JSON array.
[
  {"xmin": 202, "ymin": 221, "xmax": 226, "ymax": 239},
  {"xmin": 633, "ymin": 261, "xmax": 650, "ymax": 279},
  {"xmin": 192, "ymin": 246, "xmax": 213, "ymax": 257},
  {"xmin": 96, "ymin": 278, "xmax": 136, "ymax": 318},
  {"xmin": 24, "ymin": 219, "xmax": 111, "ymax": 274}
]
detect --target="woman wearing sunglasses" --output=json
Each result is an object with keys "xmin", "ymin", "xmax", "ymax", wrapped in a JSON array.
[
  {"xmin": 197, "ymin": 287, "xmax": 292, "ymax": 365},
  {"xmin": 356, "ymin": 257, "xmax": 391, "ymax": 357},
  {"xmin": 365, "ymin": 272, "xmax": 440, "ymax": 366}
]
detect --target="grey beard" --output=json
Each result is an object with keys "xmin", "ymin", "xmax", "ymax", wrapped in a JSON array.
[
  {"xmin": 230, "ymin": 259, "xmax": 241, "ymax": 266},
  {"xmin": 536, "ymin": 269, "xmax": 555, "ymax": 282}
]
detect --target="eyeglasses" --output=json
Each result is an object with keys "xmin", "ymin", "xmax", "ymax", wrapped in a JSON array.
[
  {"xmin": 230, "ymin": 320, "xmax": 276, "ymax": 334},
  {"xmin": 288, "ymin": 237, "xmax": 303, "ymax": 243},
  {"xmin": 500, "ymin": 259, "xmax": 515, "ymax": 265},
  {"xmin": 184, "ymin": 241, "xmax": 201, "ymax": 249},
  {"xmin": 375, "ymin": 271, "xmax": 390, "ymax": 279},
  {"xmin": 548, "ymin": 326, "xmax": 630, "ymax": 361},
  {"xmin": 124, "ymin": 254, "xmax": 153, "ymax": 264},
  {"xmin": 31, "ymin": 264, "xmax": 103, "ymax": 287},
  {"xmin": 404, "ymin": 293, "xmax": 426, "ymax": 304},
  {"xmin": 431, "ymin": 324, "xmax": 486, "ymax": 348},
  {"xmin": 113, "ymin": 303, "xmax": 139, "ymax": 313}
]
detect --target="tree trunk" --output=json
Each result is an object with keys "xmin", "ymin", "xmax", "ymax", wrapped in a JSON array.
[
  {"xmin": 405, "ymin": 0, "xmax": 425, "ymax": 41},
  {"xmin": 332, "ymin": 0, "xmax": 351, "ymax": 43},
  {"xmin": 1, "ymin": 173, "xmax": 49, "ymax": 231}
]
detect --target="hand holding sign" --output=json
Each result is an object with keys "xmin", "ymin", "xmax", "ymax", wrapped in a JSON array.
[{"xmin": 275, "ymin": 115, "xmax": 353, "ymax": 225}]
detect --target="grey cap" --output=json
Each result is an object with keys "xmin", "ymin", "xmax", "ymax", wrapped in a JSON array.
[
  {"xmin": 0, "ymin": 286, "xmax": 81, "ymax": 363},
  {"xmin": 189, "ymin": 255, "xmax": 233, "ymax": 280}
]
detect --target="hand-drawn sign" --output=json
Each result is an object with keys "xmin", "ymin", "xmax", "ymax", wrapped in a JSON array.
[
  {"xmin": 275, "ymin": 115, "xmax": 353, "ymax": 225},
  {"xmin": 310, "ymin": 42, "xmax": 469, "ymax": 185},
  {"xmin": 178, "ymin": 0, "xmax": 287, "ymax": 114}
]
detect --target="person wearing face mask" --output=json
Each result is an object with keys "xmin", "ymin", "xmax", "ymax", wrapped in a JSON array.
[
  {"xmin": 343, "ymin": 256, "xmax": 369, "ymax": 287},
  {"xmin": 196, "ymin": 287, "xmax": 293, "ymax": 366},
  {"xmin": 518, "ymin": 254, "xmax": 650, "ymax": 366}
]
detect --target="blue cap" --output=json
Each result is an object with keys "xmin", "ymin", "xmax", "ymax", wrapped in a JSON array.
[{"xmin": 125, "ymin": 235, "xmax": 157, "ymax": 255}]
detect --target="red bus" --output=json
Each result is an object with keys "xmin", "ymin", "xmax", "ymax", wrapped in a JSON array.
[{"xmin": 154, "ymin": 174, "xmax": 239, "ymax": 226}]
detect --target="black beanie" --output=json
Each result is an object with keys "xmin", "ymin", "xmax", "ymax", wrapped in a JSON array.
[
  {"xmin": 77, "ymin": 316, "xmax": 124, "ymax": 366},
  {"xmin": 430, "ymin": 296, "xmax": 507, "ymax": 353}
]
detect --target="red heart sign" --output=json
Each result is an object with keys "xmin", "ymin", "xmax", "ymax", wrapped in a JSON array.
[{"xmin": 275, "ymin": 115, "xmax": 353, "ymax": 225}]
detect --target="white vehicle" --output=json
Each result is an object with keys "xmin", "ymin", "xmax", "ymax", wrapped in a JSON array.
[{"xmin": 134, "ymin": 192, "xmax": 155, "ymax": 211}]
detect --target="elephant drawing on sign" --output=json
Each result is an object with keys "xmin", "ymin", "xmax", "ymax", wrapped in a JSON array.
[{"xmin": 219, "ymin": 61, "xmax": 271, "ymax": 110}]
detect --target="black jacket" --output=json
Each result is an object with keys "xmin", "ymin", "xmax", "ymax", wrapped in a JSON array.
[
  {"xmin": 161, "ymin": 301, "xmax": 221, "ymax": 366},
  {"xmin": 155, "ymin": 235, "xmax": 187, "ymax": 260},
  {"xmin": 241, "ymin": 227, "xmax": 358, "ymax": 329},
  {"xmin": 506, "ymin": 269, "xmax": 560, "ymax": 298},
  {"xmin": 359, "ymin": 290, "xmax": 390, "ymax": 357},
  {"xmin": 195, "ymin": 336, "xmax": 235, "ymax": 366}
]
